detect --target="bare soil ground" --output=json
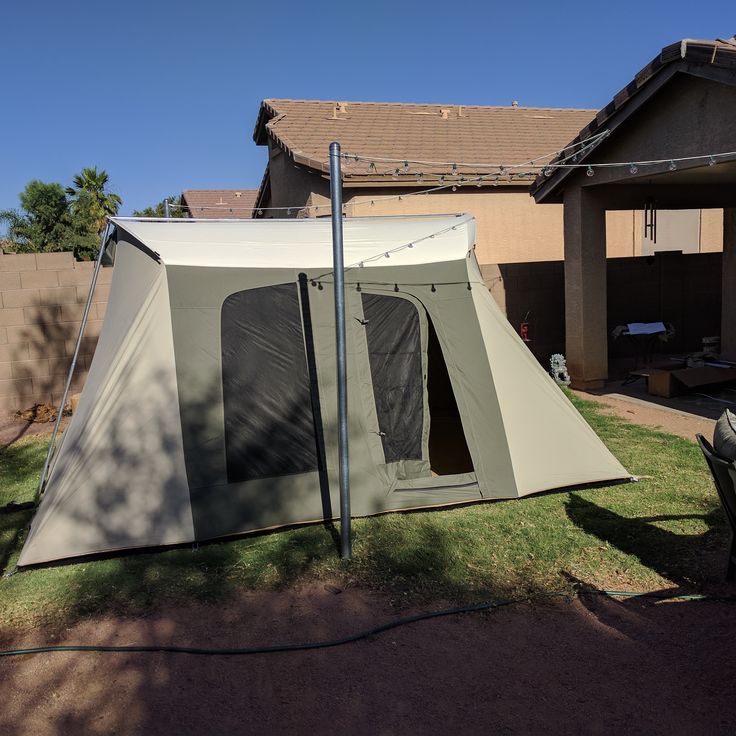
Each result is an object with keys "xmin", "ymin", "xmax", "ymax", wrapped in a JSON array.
[
  {"xmin": 1, "ymin": 585, "xmax": 734, "ymax": 735},
  {"xmin": 0, "ymin": 412, "xmax": 68, "ymax": 448},
  {"xmin": 572, "ymin": 390, "xmax": 716, "ymax": 440}
]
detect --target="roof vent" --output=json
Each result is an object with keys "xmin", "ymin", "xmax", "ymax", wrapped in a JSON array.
[{"xmin": 331, "ymin": 102, "xmax": 349, "ymax": 119}]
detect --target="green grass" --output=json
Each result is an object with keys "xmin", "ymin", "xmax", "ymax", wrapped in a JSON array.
[{"xmin": 0, "ymin": 393, "xmax": 731, "ymax": 632}]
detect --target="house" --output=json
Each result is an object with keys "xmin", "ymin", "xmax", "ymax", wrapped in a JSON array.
[
  {"xmin": 252, "ymin": 99, "xmax": 723, "ymax": 267},
  {"xmin": 531, "ymin": 37, "xmax": 736, "ymax": 387},
  {"xmin": 181, "ymin": 189, "xmax": 258, "ymax": 218}
]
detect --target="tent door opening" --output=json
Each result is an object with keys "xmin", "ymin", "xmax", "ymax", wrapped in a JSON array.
[{"xmin": 426, "ymin": 317, "xmax": 473, "ymax": 476}]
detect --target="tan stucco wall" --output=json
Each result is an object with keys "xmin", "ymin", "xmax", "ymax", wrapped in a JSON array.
[{"xmin": 700, "ymin": 209, "xmax": 724, "ymax": 252}]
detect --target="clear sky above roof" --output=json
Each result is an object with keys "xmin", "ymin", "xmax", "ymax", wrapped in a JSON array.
[{"xmin": 0, "ymin": 0, "xmax": 732, "ymax": 221}]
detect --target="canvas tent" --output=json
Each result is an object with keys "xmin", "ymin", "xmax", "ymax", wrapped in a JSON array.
[{"xmin": 19, "ymin": 214, "xmax": 629, "ymax": 566}]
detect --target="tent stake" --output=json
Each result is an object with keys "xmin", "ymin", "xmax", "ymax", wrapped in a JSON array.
[
  {"xmin": 329, "ymin": 141, "xmax": 352, "ymax": 560},
  {"xmin": 36, "ymin": 224, "xmax": 112, "ymax": 500}
]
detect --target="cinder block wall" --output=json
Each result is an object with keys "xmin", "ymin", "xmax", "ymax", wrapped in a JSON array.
[{"xmin": 0, "ymin": 252, "xmax": 111, "ymax": 413}]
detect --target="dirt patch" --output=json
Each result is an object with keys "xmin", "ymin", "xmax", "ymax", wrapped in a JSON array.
[
  {"xmin": 0, "ymin": 412, "xmax": 69, "ymax": 448},
  {"xmin": 0, "ymin": 585, "xmax": 734, "ymax": 735},
  {"xmin": 573, "ymin": 390, "xmax": 715, "ymax": 441}
]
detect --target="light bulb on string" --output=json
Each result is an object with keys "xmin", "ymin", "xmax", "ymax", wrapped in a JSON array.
[
  {"xmin": 629, "ymin": 164, "xmax": 638, "ymax": 175},
  {"xmin": 586, "ymin": 166, "xmax": 594, "ymax": 177},
  {"xmin": 403, "ymin": 161, "xmax": 410, "ymax": 173},
  {"xmin": 451, "ymin": 163, "xmax": 458, "ymax": 176},
  {"xmin": 668, "ymin": 160, "xmax": 677, "ymax": 171},
  {"xmin": 709, "ymin": 156, "xmax": 717, "ymax": 166},
  {"xmin": 392, "ymin": 168, "xmax": 400, "ymax": 179},
  {"xmin": 452, "ymin": 185, "xmax": 457, "ymax": 191}
]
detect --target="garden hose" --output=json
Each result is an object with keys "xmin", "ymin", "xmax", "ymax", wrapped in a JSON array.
[{"xmin": 0, "ymin": 589, "xmax": 730, "ymax": 660}]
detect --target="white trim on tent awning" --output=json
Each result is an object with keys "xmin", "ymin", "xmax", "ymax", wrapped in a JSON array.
[{"xmin": 109, "ymin": 214, "xmax": 476, "ymax": 269}]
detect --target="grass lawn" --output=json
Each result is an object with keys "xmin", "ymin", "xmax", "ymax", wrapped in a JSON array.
[{"xmin": 0, "ymin": 393, "xmax": 730, "ymax": 632}]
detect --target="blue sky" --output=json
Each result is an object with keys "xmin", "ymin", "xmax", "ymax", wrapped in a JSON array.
[{"xmin": 0, "ymin": 1, "xmax": 731, "ymax": 219}]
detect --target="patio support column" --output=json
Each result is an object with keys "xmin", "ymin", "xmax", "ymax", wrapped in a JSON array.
[
  {"xmin": 563, "ymin": 187, "xmax": 608, "ymax": 389},
  {"xmin": 722, "ymin": 208, "xmax": 736, "ymax": 360}
]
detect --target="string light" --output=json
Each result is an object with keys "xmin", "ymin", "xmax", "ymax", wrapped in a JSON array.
[
  {"xmin": 403, "ymin": 160, "xmax": 410, "ymax": 173},
  {"xmin": 161, "ymin": 137, "xmax": 736, "ymax": 222}
]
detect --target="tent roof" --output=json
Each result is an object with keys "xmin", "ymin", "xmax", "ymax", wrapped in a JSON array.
[{"xmin": 110, "ymin": 214, "xmax": 475, "ymax": 269}]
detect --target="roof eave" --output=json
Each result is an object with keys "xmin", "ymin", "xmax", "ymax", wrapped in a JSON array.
[{"xmin": 532, "ymin": 39, "xmax": 736, "ymax": 203}]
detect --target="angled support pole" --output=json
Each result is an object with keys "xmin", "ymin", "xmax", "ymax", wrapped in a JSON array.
[
  {"xmin": 329, "ymin": 141, "xmax": 352, "ymax": 560},
  {"xmin": 36, "ymin": 222, "xmax": 113, "ymax": 500}
]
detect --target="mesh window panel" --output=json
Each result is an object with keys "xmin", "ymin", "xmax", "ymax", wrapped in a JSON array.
[
  {"xmin": 362, "ymin": 293, "xmax": 423, "ymax": 462},
  {"xmin": 222, "ymin": 283, "xmax": 318, "ymax": 482}
]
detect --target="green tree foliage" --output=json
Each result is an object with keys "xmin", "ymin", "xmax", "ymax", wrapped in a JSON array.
[
  {"xmin": 0, "ymin": 169, "xmax": 120, "ymax": 260},
  {"xmin": 65, "ymin": 167, "xmax": 122, "ymax": 232},
  {"xmin": 132, "ymin": 196, "xmax": 187, "ymax": 218}
]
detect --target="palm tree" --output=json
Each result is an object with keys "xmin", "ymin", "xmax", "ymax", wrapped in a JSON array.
[{"xmin": 66, "ymin": 167, "xmax": 122, "ymax": 232}]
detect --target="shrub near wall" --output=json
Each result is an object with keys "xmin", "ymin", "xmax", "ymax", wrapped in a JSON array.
[{"xmin": 0, "ymin": 252, "xmax": 111, "ymax": 414}]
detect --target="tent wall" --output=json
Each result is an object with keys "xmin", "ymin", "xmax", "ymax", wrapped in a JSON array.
[{"xmin": 19, "ymin": 242, "xmax": 193, "ymax": 566}]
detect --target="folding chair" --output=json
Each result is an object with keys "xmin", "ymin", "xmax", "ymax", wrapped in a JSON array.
[{"xmin": 696, "ymin": 434, "xmax": 736, "ymax": 581}]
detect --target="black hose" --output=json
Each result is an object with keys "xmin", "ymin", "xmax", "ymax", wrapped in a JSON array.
[{"xmin": 0, "ymin": 589, "xmax": 730, "ymax": 660}]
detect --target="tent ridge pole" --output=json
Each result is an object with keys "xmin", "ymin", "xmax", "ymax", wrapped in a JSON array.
[
  {"xmin": 36, "ymin": 223, "xmax": 112, "ymax": 500},
  {"xmin": 329, "ymin": 141, "xmax": 352, "ymax": 560}
]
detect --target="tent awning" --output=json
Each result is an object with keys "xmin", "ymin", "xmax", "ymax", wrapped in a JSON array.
[{"xmin": 110, "ymin": 214, "xmax": 476, "ymax": 269}]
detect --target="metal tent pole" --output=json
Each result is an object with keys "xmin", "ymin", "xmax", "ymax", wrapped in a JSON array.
[
  {"xmin": 329, "ymin": 141, "xmax": 352, "ymax": 560},
  {"xmin": 164, "ymin": 198, "xmax": 171, "ymax": 218},
  {"xmin": 36, "ymin": 223, "xmax": 112, "ymax": 500}
]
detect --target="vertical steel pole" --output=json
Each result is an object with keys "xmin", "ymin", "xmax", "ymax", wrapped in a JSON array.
[
  {"xmin": 36, "ymin": 223, "xmax": 112, "ymax": 500},
  {"xmin": 329, "ymin": 141, "xmax": 351, "ymax": 560},
  {"xmin": 164, "ymin": 198, "xmax": 171, "ymax": 218}
]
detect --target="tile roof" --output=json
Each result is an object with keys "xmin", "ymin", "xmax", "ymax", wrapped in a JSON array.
[
  {"xmin": 532, "ymin": 38, "xmax": 736, "ymax": 200},
  {"xmin": 181, "ymin": 189, "xmax": 258, "ymax": 218},
  {"xmin": 253, "ymin": 100, "xmax": 597, "ymax": 183}
]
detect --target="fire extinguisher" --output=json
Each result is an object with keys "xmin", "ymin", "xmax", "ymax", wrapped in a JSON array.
[{"xmin": 520, "ymin": 311, "xmax": 531, "ymax": 343}]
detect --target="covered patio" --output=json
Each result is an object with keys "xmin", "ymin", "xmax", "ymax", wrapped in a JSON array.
[{"xmin": 532, "ymin": 38, "xmax": 736, "ymax": 389}]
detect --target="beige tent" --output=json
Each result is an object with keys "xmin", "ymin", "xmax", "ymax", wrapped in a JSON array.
[{"xmin": 19, "ymin": 214, "xmax": 629, "ymax": 566}]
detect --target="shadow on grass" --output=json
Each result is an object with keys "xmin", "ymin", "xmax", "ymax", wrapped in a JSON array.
[{"xmin": 565, "ymin": 494, "xmax": 729, "ymax": 588}]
